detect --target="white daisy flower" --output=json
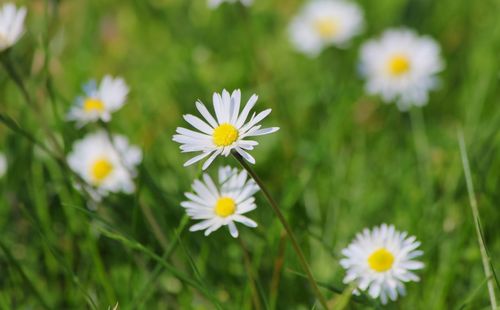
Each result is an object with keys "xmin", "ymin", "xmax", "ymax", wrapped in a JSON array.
[
  {"xmin": 182, "ymin": 165, "xmax": 259, "ymax": 238},
  {"xmin": 360, "ymin": 28, "xmax": 444, "ymax": 110},
  {"xmin": 340, "ymin": 224, "xmax": 424, "ymax": 304},
  {"xmin": 67, "ymin": 75, "xmax": 129, "ymax": 127},
  {"xmin": 208, "ymin": 0, "xmax": 253, "ymax": 9},
  {"xmin": 0, "ymin": 3, "xmax": 27, "ymax": 52},
  {"xmin": 67, "ymin": 131, "xmax": 142, "ymax": 200},
  {"xmin": 172, "ymin": 89, "xmax": 279, "ymax": 170},
  {"xmin": 0, "ymin": 152, "xmax": 7, "ymax": 178},
  {"xmin": 288, "ymin": 0, "xmax": 364, "ymax": 57}
]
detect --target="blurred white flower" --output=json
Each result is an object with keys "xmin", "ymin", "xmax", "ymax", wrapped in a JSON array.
[
  {"xmin": 182, "ymin": 166, "xmax": 259, "ymax": 238},
  {"xmin": 67, "ymin": 75, "xmax": 129, "ymax": 127},
  {"xmin": 172, "ymin": 89, "xmax": 279, "ymax": 170},
  {"xmin": 360, "ymin": 28, "xmax": 444, "ymax": 110},
  {"xmin": 208, "ymin": 0, "xmax": 253, "ymax": 9},
  {"xmin": 288, "ymin": 0, "xmax": 364, "ymax": 57},
  {"xmin": 0, "ymin": 152, "xmax": 7, "ymax": 178},
  {"xmin": 0, "ymin": 3, "xmax": 27, "ymax": 51},
  {"xmin": 340, "ymin": 224, "xmax": 424, "ymax": 304},
  {"xmin": 67, "ymin": 131, "xmax": 142, "ymax": 200}
]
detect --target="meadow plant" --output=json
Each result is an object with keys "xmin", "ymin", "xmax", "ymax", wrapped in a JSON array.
[{"xmin": 0, "ymin": 0, "xmax": 498, "ymax": 309}]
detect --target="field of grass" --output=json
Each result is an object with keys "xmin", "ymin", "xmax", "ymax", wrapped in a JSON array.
[{"xmin": 0, "ymin": 0, "xmax": 499, "ymax": 309}]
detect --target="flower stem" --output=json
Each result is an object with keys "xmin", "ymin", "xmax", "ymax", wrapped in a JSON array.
[
  {"xmin": 239, "ymin": 238, "xmax": 263, "ymax": 310},
  {"xmin": 232, "ymin": 152, "xmax": 329, "ymax": 309},
  {"xmin": 457, "ymin": 130, "xmax": 498, "ymax": 310}
]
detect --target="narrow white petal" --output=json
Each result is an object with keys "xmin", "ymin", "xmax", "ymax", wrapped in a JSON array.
[{"xmin": 184, "ymin": 151, "xmax": 212, "ymax": 167}]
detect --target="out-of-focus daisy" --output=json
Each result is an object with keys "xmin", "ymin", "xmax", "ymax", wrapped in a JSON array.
[
  {"xmin": 182, "ymin": 166, "xmax": 259, "ymax": 238},
  {"xmin": 208, "ymin": 0, "xmax": 252, "ymax": 9},
  {"xmin": 0, "ymin": 152, "xmax": 7, "ymax": 178},
  {"xmin": 340, "ymin": 224, "xmax": 424, "ymax": 304},
  {"xmin": 0, "ymin": 3, "xmax": 27, "ymax": 52},
  {"xmin": 67, "ymin": 75, "xmax": 129, "ymax": 127},
  {"xmin": 288, "ymin": 0, "xmax": 364, "ymax": 57},
  {"xmin": 172, "ymin": 89, "xmax": 279, "ymax": 170},
  {"xmin": 67, "ymin": 131, "xmax": 142, "ymax": 200},
  {"xmin": 360, "ymin": 28, "xmax": 444, "ymax": 110}
]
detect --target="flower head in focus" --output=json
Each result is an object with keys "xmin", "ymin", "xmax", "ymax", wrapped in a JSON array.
[
  {"xmin": 182, "ymin": 165, "xmax": 259, "ymax": 238},
  {"xmin": 0, "ymin": 3, "xmax": 27, "ymax": 51},
  {"xmin": 67, "ymin": 131, "xmax": 142, "ymax": 201},
  {"xmin": 173, "ymin": 89, "xmax": 279, "ymax": 170},
  {"xmin": 288, "ymin": 0, "xmax": 364, "ymax": 56},
  {"xmin": 359, "ymin": 28, "xmax": 444, "ymax": 110},
  {"xmin": 340, "ymin": 224, "xmax": 424, "ymax": 304},
  {"xmin": 67, "ymin": 75, "xmax": 129, "ymax": 127}
]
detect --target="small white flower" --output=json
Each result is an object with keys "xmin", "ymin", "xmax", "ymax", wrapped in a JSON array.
[
  {"xmin": 360, "ymin": 28, "xmax": 444, "ymax": 110},
  {"xmin": 0, "ymin": 3, "xmax": 27, "ymax": 51},
  {"xmin": 0, "ymin": 152, "xmax": 7, "ymax": 178},
  {"xmin": 67, "ymin": 75, "xmax": 129, "ymax": 127},
  {"xmin": 67, "ymin": 131, "xmax": 142, "ymax": 200},
  {"xmin": 340, "ymin": 224, "xmax": 424, "ymax": 304},
  {"xmin": 182, "ymin": 165, "xmax": 259, "ymax": 238},
  {"xmin": 208, "ymin": 0, "xmax": 253, "ymax": 9},
  {"xmin": 172, "ymin": 89, "xmax": 279, "ymax": 170},
  {"xmin": 288, "ymin": 0, "xmax": 364, "ymax": 57}
]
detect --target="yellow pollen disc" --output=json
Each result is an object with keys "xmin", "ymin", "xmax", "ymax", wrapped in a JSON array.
[
  {"xmin": 368, "ymin": 248, "xmax": 395, "ymax": 272},
  {"xmin": 313, "ymin": 19, "xmax": 338, "ymax": 38},
  {"xmin": 90, "ymin": 158, "xmax": 113, "ymax": 183},
  {"xmin": 213, "ymin": 123, "xmax": 239, "ymax": 147},
  {"xmin": 83, "ymin": 98, "xmax": 105, "ymax": 113},
  {"xmin": 214, "ymin": 197, "xmax": 236, "ymax": 218},
  {"xmin": 388, "ymin": 55, "xmax": 411, "ymax": 76}
]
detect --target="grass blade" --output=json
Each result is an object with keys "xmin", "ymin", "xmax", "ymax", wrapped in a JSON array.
[{"xmin": 457, "ymin": 129, "xmax": 498, "ymax": 309}]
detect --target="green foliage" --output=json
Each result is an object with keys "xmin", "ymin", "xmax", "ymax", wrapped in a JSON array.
[{"xmin": 0, "ymin": 0, "xmax": 499, "ymax": 309}]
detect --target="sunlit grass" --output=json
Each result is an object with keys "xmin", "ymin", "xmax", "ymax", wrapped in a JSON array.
[{"xmin": 0, "ymin": 0, "xmax": 499, "ymax": 309}]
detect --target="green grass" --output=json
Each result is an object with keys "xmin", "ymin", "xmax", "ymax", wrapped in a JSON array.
[{"xmin": 1, "ymin": 0, "xmax": 499, "ymax": 309}]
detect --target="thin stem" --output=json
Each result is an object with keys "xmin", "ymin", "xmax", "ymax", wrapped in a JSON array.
[
  {"xmin": 409, "ymin": 108, "xmax": 434, "ymax": 206},
  {"xmin": 0, "ymin": 239, "xmax": 51, "ymax": 309},
  {"xmin": 232, "ymin": 152, "xmax": 329, "ymax": 309},
  {"xmin": 99, "ymin": 122, "xmax": 169, "ymax": 250},
  {"xmin": 130, "ymin": 215, "xmax": 189, "ymax": 309},
  {"xmin": 1, "ymin": 52, "xmax": 64, "ymax": 156},
  {"xmin": 238, "ymin": 238, "xmax": 262, "ymax": 310},
  {"xmin": 270, "ymin": 230, "xmax": 287, "ymax": 310},
  {"xmin": 457, "ymin": 130, "xmax": 498, "ymax": 310}
]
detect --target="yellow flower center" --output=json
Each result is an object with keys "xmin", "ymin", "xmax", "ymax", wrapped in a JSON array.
[
  {"xmin": 368, "ymin": 248, "xmax": 395, "ymax": 272},
  {"xmin": 388, "ymin": 55, "xmax": 411, "ymax": 76},
  {"xmin": 83, "ymin": 98, "xmax": 105, "ymax": 113},
  {"xmin": 90, "ymin": 158, "xmax": 113, "ymax": 183},
  {"xmin": 213, "ymin": 123, "xmax": 239, "ymax": 147},
  {"xmin": 214, "ymin": 197, "xmax": 236, "ymax": 218},
  {"xmin": 313, "ymin": 19, "xmax": 338, "ymax": 38}
]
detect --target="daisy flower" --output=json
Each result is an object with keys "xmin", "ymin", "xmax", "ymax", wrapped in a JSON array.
[
  {"xmin": 340, "ymin": 224, "xmax": 424, "ymax": 304},
  {"xmin": 0, "ymin": 3, "xmax": 27, "ymax": 52},
  {"xmin": 67, "ymin": 131, "xmax": 142, "ymax": 200},
  {"xmin": 360, "ymin": 28, "xmax": 444, "ymax": 110},
  {"xmin": 0, "ymin": 152, "xmax": 7, "ymax": 178},
  {"xmin": 67, "ymin": 75, "xmax": 129, "ymax": 127},
  {"xmin": 182, "ymin": 165, "xmax": 259, "ymax": 238},
  {"xmin": 208, "ymin": 0, "xmax": 253, "ymax": 9},
  {"xmin": 172, "ymin": 89, "xmax": 279, "ymax": 170},
  {"xmin": 288, "ymin": 0, "xmax": 364, "ymax": 57}
]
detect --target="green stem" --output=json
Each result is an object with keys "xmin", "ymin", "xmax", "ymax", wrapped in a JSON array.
[
  {"xmin": 232, "ymin": 152, "xmax": 329, "ymax": 309},
  {"xmin": 130, "ymin": 215, "xmax": 189, "ymax": 309},
  {"xmin": 409, "ymin": 108, "xmax": 434, "ymax": 207},
  {"xmin": 457, "ymin": 130, "xmax": 498, "ymax": 310},
  {"xmin": 239, "ymin": 238, "xmax": 262, "ymax": 310},
  {"xmin": 0, "ymin": 239, "xmax": 51, "ymax": 310}
]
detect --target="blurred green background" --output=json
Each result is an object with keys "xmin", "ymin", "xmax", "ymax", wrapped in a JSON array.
[{"xmin": 0, "ymin": 0, "xmax": 499, "ymax": 308}]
